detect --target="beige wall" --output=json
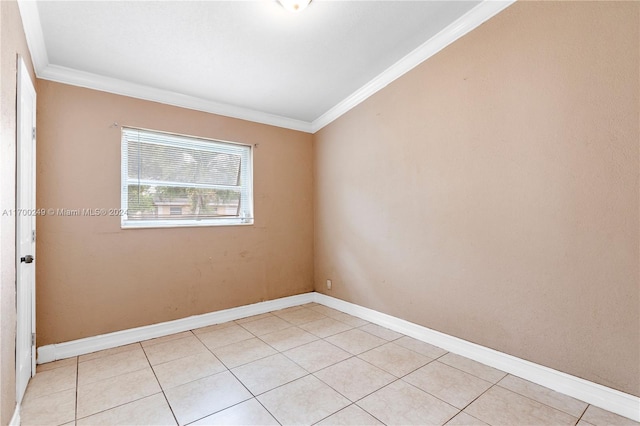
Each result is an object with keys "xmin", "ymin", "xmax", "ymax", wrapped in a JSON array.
[
  {"xmin": 314, "ymin": 1, "xmax": 639, "ymax": 397},
  {"xmin": 0, "ymin": 0, "xmax": 36, "ymax": 423},
  {"xmin": 36, "ymin": 80, "xmax": 314, "ymax": 346},
  {"xmin": 5, "ymin": 1, "xmax": 637, "ymax": 417}
]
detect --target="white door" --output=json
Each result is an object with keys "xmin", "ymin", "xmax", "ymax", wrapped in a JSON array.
[{"xmin": 16, "ymin": 55, "xmax": 36, "ymax": 403}]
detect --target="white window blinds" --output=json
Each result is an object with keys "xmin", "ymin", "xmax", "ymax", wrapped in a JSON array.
[{"xmin": 121, "ymin": 127, "xmax": 253, "ymax": 228}]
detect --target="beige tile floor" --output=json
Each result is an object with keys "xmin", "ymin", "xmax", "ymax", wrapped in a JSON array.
[{"xmin": 22, "ymin": 303, "xmax": 639, "ymax": 426}]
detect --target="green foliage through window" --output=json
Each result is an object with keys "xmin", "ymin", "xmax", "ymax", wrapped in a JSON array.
[{"xmin": 121, "ymin": 128, "xmax": 253, "ymax": 228}]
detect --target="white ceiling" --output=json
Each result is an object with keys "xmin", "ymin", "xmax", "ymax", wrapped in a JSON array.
[{"xmin": 19, "ymin": 1, "xmax": 514, "ymax": 132}]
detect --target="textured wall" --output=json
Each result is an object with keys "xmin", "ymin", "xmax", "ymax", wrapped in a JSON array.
[
  {"xmin": 36, "ymin": 81, "xmax": 314, "ymax": 346},
  {"xmin": 314, "ymin": 1, "xmax": 639, "ymax": 396}
]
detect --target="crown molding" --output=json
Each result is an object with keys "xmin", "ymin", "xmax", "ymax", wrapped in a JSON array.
[
  {"xmin": 39, "ymin": 64, "xmax": 313, "ymax": 133},
  {"xmin": 18, "ymin": 0, "xmax": 513, "ymax": 134},
  {"xmin": 310, "ymin": 0, "xmax": 516, "ymax": 133},
  {"xmin": 17, "ymin": 0, "xmax": 49, "ymax": 72},
  {"xmin": 17, "ymin": 0, "xmax": 312, "ymax": 133}
]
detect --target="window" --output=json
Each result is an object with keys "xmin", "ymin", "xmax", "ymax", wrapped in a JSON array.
[{"xmin": 121, "ymin": 127, "xmax": 253, "ymax": 228}]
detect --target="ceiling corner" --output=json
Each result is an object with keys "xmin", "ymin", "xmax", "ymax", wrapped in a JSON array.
[
  {"xmin": 311, "ymin": 0, "xmax": 516, "ymax": 133},
  {"xmin": 18, "ymin": 0, "xmax": 515, "ymax": 136}
]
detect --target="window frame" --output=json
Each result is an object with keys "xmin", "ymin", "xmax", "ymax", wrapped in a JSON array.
[{"xmin": 120, "ymin": 127, "xmax": 254, "ymax": 229}]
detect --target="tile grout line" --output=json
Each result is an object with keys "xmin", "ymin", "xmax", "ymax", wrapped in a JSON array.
[
  {"xmin": 207, "ymin": 309, "xmax": 337, "ymax": 370},
  {"xmin": 310, "ymin": 361, "xmax": 399, "ymax": 425},
  {"xmin": 252, "ymin": 310, "xmax": 459, "ymax": 424},
  {"xmin": 236, "ymin": 313, "xmax": 296, "ymax": 336},
  {"xmin": 302, "ymin": 333, "xmax": 450, "ymax": 425},
  {"xmin": 575, "ymin": 404, "xmax": 590, "ymax": 425},
  {"xmin": 311, "ymin": 402, "xmax": 388, "ymax": 426},
  {"xmin": 172, "ymin": 328, "xmax": 253, "ymax": 426},
  {"xmin": 181, "ymin": 396, "xmax": 258, "ymax": 426},
  {"xmin": 256, "ymin": 325, "xmax": 321, "ymax": 352},
  {"xmin": 33, "ymin": 310, "xmax": 468, "ymax": 425},
  {"xmin": 193, "ymin": 314, "xmax": 306, "ymax": 369},
  {"xmin": 414, "ymin": 356, "xmax": 497, "ymax": 406},
  {"xmin": 184, "ymin": 308, "xmax": 337, "ymax": 424},
  {"xmin": 233, "ymin": 311, "xmax": 275, "ymax": 325},
  {"xmin": 354, "ymin": 343, "xmax": 437, "ymax": 379},
  {"xmin": 75, "ymin": 344, "xmax": 171, "ymax": 423},
  {"xmin": 245, "ymin": 313, "xmax": 364, "ymax": 423},
  {"xmin": 251, "ymin": 316, "xmax": 360, "ymax": 425},
  {"xmin": 191, "ymin": 326, "xmax": 258, "ymax": 370},
  {"xmin": 74, "ymin": 391, "xmax": 165, "ymax": 422},
  {"xmin": 45, "ymin": 350, "xmax": 149, "ymax": 423},
  {"xmin": 224, "ymin": 359, "xmax": 285, "ymax": 426},
  {"xmin": 332, "ymin": 346, "xmax": 490, "ymax": 424},
  {"xmin": 252, "ymin": 395, "xmax": 284, "ymax": 426},
  {"xmin": 38, "ymin": 306, "xmax": 610, "ymax": 426},
  {"xmin": 456, "ymin": 381, "xmax": 499, "ymax": 419},
  {"xmin": 493, "ymin": 378, "xmax": 588, "ymax": 421},
  {"xmin": 312, "ymin": 308, "xmax": 624, "ymax": 423},
  {"xmin": 77, "ymin": 342, "xmax": 141, "ymax": 364},
  {"xmin": 203, "ymin": 307, "xmax": 333, "ymax": 425},
  {"xmin": 74, "ymin": 343, "xmax": 152, "ymax": 386},
  {"xmin": 358, "ymin": 367, "xmax": 462, "ymax": 421},
  {"xmin": 140, "ymin": 331, "xmax": 197, "ymax": 352},
  {"xmin": 435, "ymin": 353, "xmax": 506, "ymax": 380},
  {"xmin": 76, "ymin": 320, "xmax": 432, "ymax": 424},
  {"xmin": 454, "ymin": 379, "xmax": 583, "ymax": 425},
  {"xmin": 280, "ymin": 337, "xmax": 353, "ymax": 372},
  {"xmin": 140, "ymin": 340, "xmax": 180, "ymax": 426}
]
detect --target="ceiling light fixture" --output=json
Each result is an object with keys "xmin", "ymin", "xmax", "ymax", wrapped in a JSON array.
[{"xmin": 278, "ymin": 0, "xmax": 311, "ymax": 13}]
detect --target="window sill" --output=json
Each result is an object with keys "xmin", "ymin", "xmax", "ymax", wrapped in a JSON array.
[{"xmin": 121, "ymin": 219, "xmax": 254, "ymax": 229}]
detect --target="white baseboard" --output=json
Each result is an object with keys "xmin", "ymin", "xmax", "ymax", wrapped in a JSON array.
[
  {"xmin": 313, "ymin": 293, "xmax": 640, "ymax": 422},
  {"xmin": 35, "ymin": 290, "xmax": 639, "ymax": 422},
  {"xmin": 9, "ymin": 403, "xmax": 20, "ymax": 426},
  {"xmin": 37, "ymin": 292, "xmax": 314, "ymax": 364}
]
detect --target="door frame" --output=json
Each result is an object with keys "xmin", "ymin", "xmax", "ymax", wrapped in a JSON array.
[{"xmin": 15, "ymin": 54, "xmax": 36, "ymax": 403}]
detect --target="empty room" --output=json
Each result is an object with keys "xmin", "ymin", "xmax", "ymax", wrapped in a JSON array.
[{"xmin": 1, "ymin": 0, "xmax": 638, "ymax": 425}]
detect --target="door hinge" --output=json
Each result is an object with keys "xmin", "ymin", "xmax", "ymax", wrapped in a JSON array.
[
  {"xmin": 31, "ymin": 333, "xmax": 35, "ymax": 346},
  {"xmin": 32, "ymin": 127, "xmax": 36, "ymax": 140},
  {"xmin": 32, "ymin": 230, "xmax": 36, "ymax": 242}
]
